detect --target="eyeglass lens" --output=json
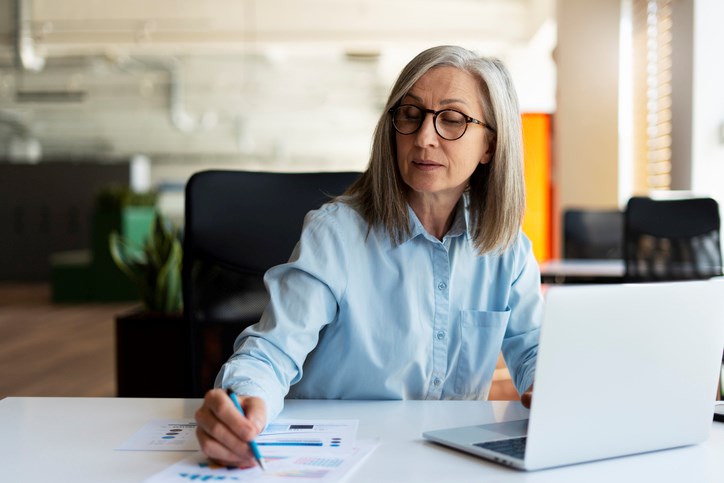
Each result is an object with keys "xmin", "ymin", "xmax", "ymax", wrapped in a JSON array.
[{"xmin": 392, "ymin": 105, "xmax": 469, "ymax": 140}]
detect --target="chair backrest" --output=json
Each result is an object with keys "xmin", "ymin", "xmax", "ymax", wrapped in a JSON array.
[
  {"xmin": 623, "ymin": 196, "xmax": 722, "ymax": 282},
  {"xmin": 183, "ymin": 169, "xmax": 361, "ymax": 394},
  {"xmin": 563, "ymin": 208, "xmax": 623, "ymax": 259}
]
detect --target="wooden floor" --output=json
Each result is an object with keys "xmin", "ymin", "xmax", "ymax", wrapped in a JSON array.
[
  {"xmin": 0, "ymin": 283, "xmax": 135, "ymax": 398},
  {"xmin": 0, "ymin": 283, "xmax": 518, "ymax": 400}
]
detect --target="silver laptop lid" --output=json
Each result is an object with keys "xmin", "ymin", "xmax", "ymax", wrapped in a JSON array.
[{"xmin": 525, "ymin": 280, "xmax": 724, "ymax": 470}]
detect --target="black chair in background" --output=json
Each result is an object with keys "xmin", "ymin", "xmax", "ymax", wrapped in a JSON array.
[
  {"xmin": 183, "ymin": 170, "xmax": 361, "ymax": 396},
  {"xmin": 623, "ymin": 196, "xmax": 722, "ymax": 282},
  {"xmin": 563, "ymin": 209, "xmax": 624, "ymax": 259}
]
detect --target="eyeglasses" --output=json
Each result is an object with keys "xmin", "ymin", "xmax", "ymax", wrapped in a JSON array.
[{"xmin": 389, "ymin": 104, "xmax": 494, "ymax": 141}]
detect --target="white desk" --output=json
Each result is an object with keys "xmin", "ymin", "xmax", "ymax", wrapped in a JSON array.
[
  {"xmin": 540, "ymin": 259, "xmax": 625, "ymax": 283},
  {"xmin": 1, "ymin": 397, "xmax": 722, "ymax": 482}
]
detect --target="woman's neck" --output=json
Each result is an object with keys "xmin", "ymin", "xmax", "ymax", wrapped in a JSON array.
[{"xmin": 407, "ymin": 193, "xmax": 460, "ymax": 240}]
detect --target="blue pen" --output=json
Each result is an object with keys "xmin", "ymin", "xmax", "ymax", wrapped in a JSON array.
[{"xmin": 226, "ymin": 388, "xmax": 265, "ymax": 471}]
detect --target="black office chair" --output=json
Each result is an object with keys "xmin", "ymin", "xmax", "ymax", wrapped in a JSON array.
[
  {"xmin": 623, "ymin": 196, "xmax": 722, "ymax": 282},
  {"xmin": 183, "ymin": 170, "xmax": 361, "ymax": 396},
  {"xmin": 563, "ymin": 208, "xmax": 623, "ymax": 259}
]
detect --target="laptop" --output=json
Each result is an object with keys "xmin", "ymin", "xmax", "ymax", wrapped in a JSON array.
[{"xmin": 423, "ymin": 280, "xmax": 724, "ymax": 471}]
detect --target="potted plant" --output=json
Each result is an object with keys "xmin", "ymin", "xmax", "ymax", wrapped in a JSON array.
[
  {"xmin": 110, "ymin": 212, "xmax": 191, "ymax": 397},
  {"xmin": 93, "ymin": 185, "xmax": 158, "ymax": 301}
]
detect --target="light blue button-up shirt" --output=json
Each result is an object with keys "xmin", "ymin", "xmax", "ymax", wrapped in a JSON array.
[{"xmin": 218, "ymin": 196, "xmax": 542, "ymax": 421}]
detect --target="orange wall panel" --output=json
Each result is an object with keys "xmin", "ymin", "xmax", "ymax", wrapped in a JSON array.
[{"xmin": 521, "ymin": 113, "xmax": 552, "ymax": 262}]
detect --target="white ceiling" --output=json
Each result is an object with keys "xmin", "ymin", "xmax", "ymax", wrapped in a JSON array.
[
  {"xmin": 0, "ymin": 0, "xmax": 556, "ymax": 164},
  {"xmin": 1, "ymin": 0, "xmax": 554, "ymax": 57}
]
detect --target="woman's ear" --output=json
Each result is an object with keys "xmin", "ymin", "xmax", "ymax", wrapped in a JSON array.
[{"xmin": 480, "ymin": 136, "xmax": 496, "ymax": 165}]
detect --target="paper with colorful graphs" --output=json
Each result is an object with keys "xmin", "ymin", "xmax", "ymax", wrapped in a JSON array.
[{"xmin": 142, "ymin": 419, "xmax": 378, "ymax": 482}]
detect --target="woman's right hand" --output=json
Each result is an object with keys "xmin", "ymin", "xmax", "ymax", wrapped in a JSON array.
[{"xmin": 194, "ymin": 388, "xmax": 267, "ymax": 468}]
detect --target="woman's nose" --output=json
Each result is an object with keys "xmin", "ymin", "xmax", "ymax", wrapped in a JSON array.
[{"xmin": 415, "ymin": 113, "xmax": 439, "ymax": 147}]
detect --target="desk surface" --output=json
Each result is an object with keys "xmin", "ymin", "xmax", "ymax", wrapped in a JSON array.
[{"xmin": 1, "ymin": 397, "xmax": 722, "ymax": 482}]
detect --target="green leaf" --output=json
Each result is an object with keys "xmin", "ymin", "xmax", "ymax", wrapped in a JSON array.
[{"xmin": 108, "ymin": 211, "xmax": 183, "ymax": 314}]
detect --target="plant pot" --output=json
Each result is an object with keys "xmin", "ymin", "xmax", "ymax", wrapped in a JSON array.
[{"xmin": 115, "ymin": 309, "xmax": 192, "ymax": 397}]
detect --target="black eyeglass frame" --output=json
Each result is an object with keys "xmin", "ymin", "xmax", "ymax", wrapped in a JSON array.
[{"xmin": 388, "ymin": 104, "xmax": 496, "ymax": 141}]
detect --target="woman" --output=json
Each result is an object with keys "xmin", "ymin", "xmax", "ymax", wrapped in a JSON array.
[{"xmin": 195, "ymin": 45, "xmax": 542, "ymax": 467}]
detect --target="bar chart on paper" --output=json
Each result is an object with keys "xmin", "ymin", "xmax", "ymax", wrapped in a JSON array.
[
  {"xmin": 143, "ymin": 419, "xmax": 376, "ymax": 483},
  {"xmin": 117, "ymin": 419, "xmax": 200, "ymax": 451},
  {"xmin": 257, "ymin": 420, "xmax": 358, "ymax": 450}
]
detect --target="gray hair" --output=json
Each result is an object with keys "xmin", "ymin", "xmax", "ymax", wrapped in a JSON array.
[{"xmin": 346, "ymin": 45, "xmax": 525, "ymax": 254}]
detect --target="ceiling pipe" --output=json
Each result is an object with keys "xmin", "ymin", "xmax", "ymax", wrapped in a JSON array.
[
  {"xmin": 167, "ymin": 58, "xmax": 217, "ymax": 133},
  {"xmin": 15, "ymin": 0, "xmax": 45, "ymax": 72},
  {"xmin": 115, "ymin": 56, "xmax": 217, "ymax": 134}
]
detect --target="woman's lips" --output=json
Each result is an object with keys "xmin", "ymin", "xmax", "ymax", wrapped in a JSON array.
[{"xmin": 412, "ymin": 160, "xmax": 442, "ymax": 171}]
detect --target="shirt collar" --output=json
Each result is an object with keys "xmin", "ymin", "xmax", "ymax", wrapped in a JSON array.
[{"xmin": 402, "ymin": 195, "xmax": 469, "ymax": 245}]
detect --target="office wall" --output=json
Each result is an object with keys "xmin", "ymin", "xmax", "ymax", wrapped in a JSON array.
[
  {"xmin": 671, "ymin": 0, "xmax": 724, "ymax": 209},
  {"xmin": 553, "ymin": 0, "xmax": 621, "ymax": 257},
  {"xmin": 670, "ymin": 0, "xmax": 694, "ymax": 192},
  {"xmin": 689, "ymin": 0, "xmax": 724, "ymax": 206}
]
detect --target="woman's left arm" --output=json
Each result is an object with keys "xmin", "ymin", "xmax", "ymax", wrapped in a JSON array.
[{"xmin": 500, "ymin": 234, "xmax": 544, "ymax": 397}]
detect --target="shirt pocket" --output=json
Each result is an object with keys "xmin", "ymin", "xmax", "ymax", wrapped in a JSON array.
[{"xmin": 454, "ymin": 309, "xmax": 510, "ymax": 398}]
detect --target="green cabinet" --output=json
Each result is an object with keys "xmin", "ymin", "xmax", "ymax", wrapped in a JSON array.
[{"xmin": 52, "ymin": 205, "xmax": 155, "ymax": 302}]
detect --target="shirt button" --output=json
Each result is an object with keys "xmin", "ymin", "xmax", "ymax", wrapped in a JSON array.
[
  {"xmin": 437, "ymin": 281, "xmax": 447, "ymax": 291},
  {"xmin": 433, "ymin": 377, "xmax": 442, "ymax": 387},
  {"xmin": 436, "ymin": 330, "xmax": 446, "ymax": 341}
]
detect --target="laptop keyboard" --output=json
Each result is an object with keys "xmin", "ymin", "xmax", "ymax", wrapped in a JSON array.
[{"xmin": 474, "ymin": 436, "xmax": 527, "ymax": 459}]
